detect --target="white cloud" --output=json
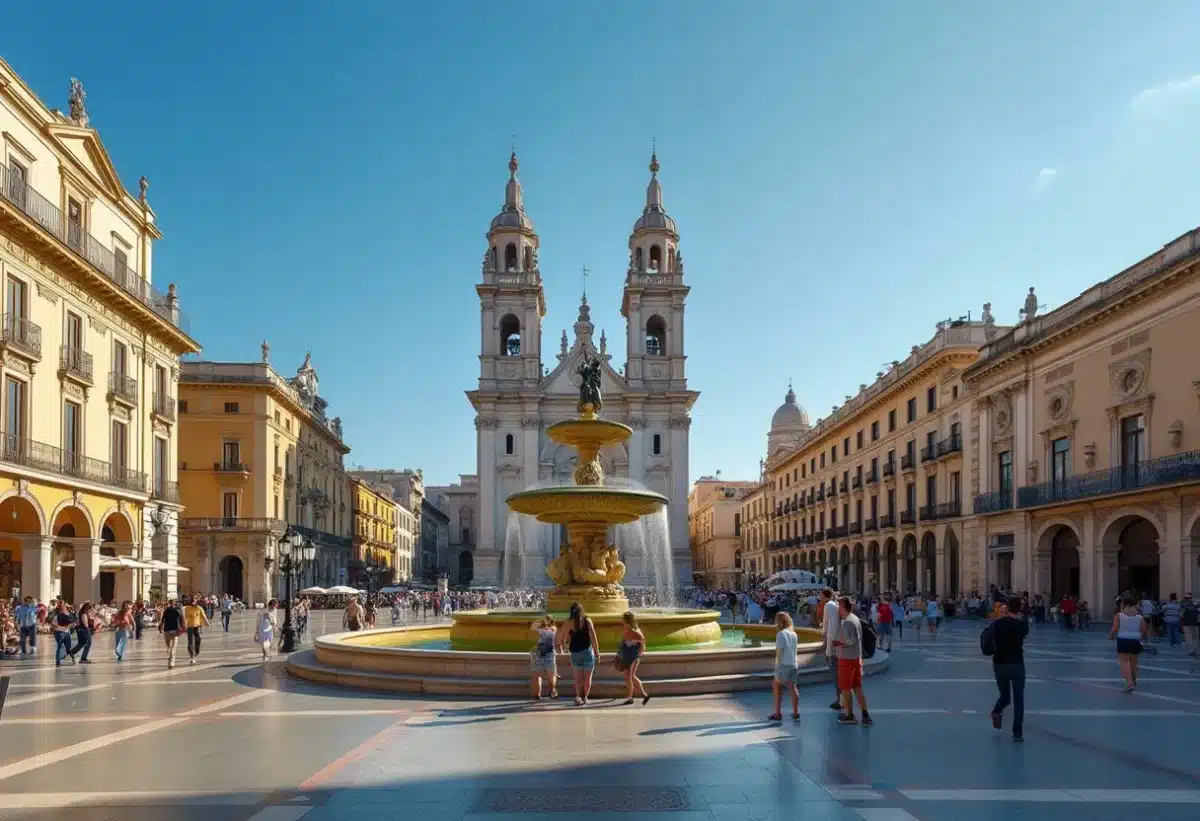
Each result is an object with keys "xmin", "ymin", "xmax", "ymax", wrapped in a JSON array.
[
  {"xmin": 1034, "ymin": 167, "xmax": 1058, "ymax": 191},
  {"xmin": 1131, "ymin": 74, "xmax": 1200, "ymax": 109}
]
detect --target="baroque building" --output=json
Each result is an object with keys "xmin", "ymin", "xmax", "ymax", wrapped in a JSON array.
[
  {"xmin": 687, "ymin": 478, "xmax": 757, "ymax": 588},
  {"xmin": 468, "ymin": 151, "xmax": 698, "ymax": 587},
  {"xmin": 426, "ymin": 473, "xmax": 479, "ymax": 586},
  {"xmin": 0, "ymin": 63, "xmax": 200, "ymax": 605},
  {"xmin": 348, "ymin": 476, "xmax": 397, "ymax": 585},
  {"xmin": 177, "ymin": 350, "xmax": 351, "ymax": 603}
]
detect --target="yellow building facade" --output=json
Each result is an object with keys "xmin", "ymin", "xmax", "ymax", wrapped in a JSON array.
[
  {"xmin": 688, "ymin": 478, "xmax": 756, "ymax": 588},
  {"xmin": 349, "ymin": 476, "xmax": 398, "ymax": 584},
  {"xmin": 963, "ymin": 225, "xmax": 1200, "ymax": 617},
  {"xmin": 739, "ymin": 481, "xmax": 769, "ymax": 585},
  {"xmin": 0, "ymin": 62, "xmax": 200, "ymax": 604},
  {"xmin": 177, "ymin": 352, "xmax": 350, "ymax": 604}
]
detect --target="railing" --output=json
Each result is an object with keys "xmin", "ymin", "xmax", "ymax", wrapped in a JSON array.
[
  {"xmin": 937, "ymin": 435, "xmax": 963, "ymax": 458},
  {"xmin": 829, "ymin": 525, "xmax": 847, "ymax": 539},
  {"xmin": 851, "ymin": 475, "xmax": 863, "ymax": 490},
  {"xmin": 879, "ymin": 513, "xmax": 895, "ymax": 529},
  {"xmin": 936, "ymin": 500, "xmax": 962, "ymax": 519},
  {"xmin": 151, "ymin": 479, "xmax": 179, "ymax": 503},
  {"xmin": 865, "ymin": 470, "xmax": 878, "ymax": 485},
  {"xmin": 0, "ymin": 162, "xmax": 191, "ymax": 334},
  {"xmin": 797, "ymin": 497, "xmax": 806, "ymax": 509},
  {"xmin": 1017, "ymin": 450, "xmax": 1200, "ymax": 509},
  {"xmin": 180, "ymin": 517, "xmax": 287, "ymax": 532},
  {"xmin": 900, "ymin": 510, "xmax": 915, "ymax": 526},
  {"xmin": 973, "ymin": 489, "xmax": 1014, "ymax": 514},
  {"xmin": 807, "ymin": 490, "xmax": 815, "ymax": 504},
  {"xmin": 153, "ymin": 393, "xmax": 177, "ymax": 421},
  {"xmin": 107, "ymin": 372, "xmax": 137, "ymax": 404},
  {"xmin": 1, "ymin": 432, "xmax": 146, "ymax": 492},
  {"xmin": 848, "ymin": 521, "xmax": 862, "ymax": 535},
  {"xmin": 1, "ymin": 313, "xmax": 41, "ymax": 358},
  {"xmin": 59, "ymin": 345, "xmax": 93, "ymax": 382},
  {"xmin": 864, "ymin": 517, "xmax": 878, "ymax": 531},
  {"xmin": 920, "ymin": 445, "xmax": 937, "ymax": 463},
  {"xmin": 828, "ymin": 483, "xmax": 838, "ymax": 498},
  {"xmin": 839, "ymin": 480, "xmax": 848, "ymax": 493},
  {"xmin": 803, "ymin": 534, "xmax": 814, "ymax": 544},
  {"xmin": 214, "ymin": 461, "xmax": 248, "ymax": 473},
  {"xmin": 882, "ymin": 461, "xmax": 895, "ymax": 477},
  {"xmin": 901, "ymin": 453, "xmax": 916, "ymax": 470},
  {"xmin": 814, "ymin": 531, "xmax": 825, "ymax": 543},
  {"xmin": 815, "ymin": 488, "xmax": 825, "ymax": 502},
  {"xmin": 293, "ymin": 523, "xmax": 352, "ymax": 550},
  {"xmin": 918, "ymin": 504, "xmax": 937, "ymax": 521}
]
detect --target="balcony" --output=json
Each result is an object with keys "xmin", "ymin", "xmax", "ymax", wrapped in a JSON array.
[
  {"xmin": 864, "ymin": 517, "xmax": 878, "ymax": 531},
  {"xmin": 107, "ymin": 372, "xmax": 138, "ymax": 406},
  {"xmin": 865, "ymin": 470, "xmax": 878, "ymax": 485},
  {"xmin": 920, "ymin": 445, "xmax": 937, "ymax": 463},
  {"xmin": 900, "ymin": 510, "xmax": 915, "ymax": 526},
  {"xmin": 901, "ymin": 453, "xmax": 916, "ymax": 471},
  {"xmin": 1, "ymin": 433, "xmax": 146, "ymax": 493},
  {"xmin": 214, "ymin": 461, "xmax": 249, "ymax": 474},
  {"xmin": 814, "ymin": 531, "xmax": 825, "ymax": 542},
  {"xmin": 807, "ymin": 490, "xmax": 815, "ymax": 504},
  {"xmin": 936, "ymin": 500, "xmax": 962, "ymax": 519},
  {"xmin": 151, "ymin": 479, "xmax": 180, "ymax": 503},
  {"xmin": 848, "ymin": 521, "xmax": 862, "ymax": 535},
  {"xmin": 919, "ymin": 504, "xmax": 937, "ymax": 521},
  {"xmin": 828, "ymin": 483, "xmax": 838, "ymax": 499},
  {"xmin": 1017, "ymin": 450, "xmax": 1200, "ymax": 510},
  {"xmin": 839, "ymin": 480, "xmax": 848, "ymax": 494},
  {"xmin": 803, "ymin": 534, "xmax": 814, "ymax": 544},
  {"xmin": 180, "ymin": 517, "xmax": 287, "ymax": 533},
  {"xmin": 879, "ymin": 513, "xmax": 895, "ymax": 529},
  {"xmin": 152, "ymin": 393, "xmax": 177, "ymax": 422},
  {"xmin": 815, "ymin": 488, "xmax": 825, "ymax": 502},
  {"xmin": 1, "ymin": 314, "xmax": 41, "ymax": 359},
  {"xmin": 0, "ymin": 161, "xmax": 191, "ymax": 334},
  {"xmin": 882, "ymin": 461, "xmax": 895, "ymax": 478},
  {"xmin": 59, "ymin": 345, "xmax": 93, "ymax": 384},
  {"xmin": 829, "ymin": 525, "xmax": 848, "ymax": 539},
  {"xmin": 293, "ymin": 523, "xmax": 353, "ymax": 550},
  {"xmin": 937, "ymin": 435, "xmax": 963, "ymax": 459},
  {"xmin": 973, "ymin": 489, "xmax": 1014, "ymax": 515}
]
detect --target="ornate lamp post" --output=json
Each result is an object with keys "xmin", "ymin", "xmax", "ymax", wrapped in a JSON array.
[
  {"xmin": 147, "ymin": 504, "xmax": 172, "ymax": 599},
  {"xmin": 277, "ymin": 527, "xmax": 315, "ymax": 653},
  {"xmin": 361, "ymin": 554, "xmax": 383, "ymax": 601}
]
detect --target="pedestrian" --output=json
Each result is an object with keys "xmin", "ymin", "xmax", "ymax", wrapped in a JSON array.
[
  {"xmin": 1162, "ymin": 593, "xmax": 1183, "ymax": 647},
  {"xmin": 1110, "ymin": 594, "xmax": 1148, "ymax": 692},
  {"xmin": 617, "ymin": 611, "xmax": 649, "ymax": 706},
  {"xmin": 113, "ymin": 601, "xmax": 135, "ymax": 661},
  {"xmin": 220, "ymin": 594, "xmax": 234, "ymax": 632},
  {"xmin": 15, "ymin": 596, "xmax": 37, "ymax": 655},
  {"xmin": 819, "ymin": 588, "xmax": 841, "ymax": 711},
  {"xmin": 343, "ymin": 597, "xmax": 364, "ymax": 631},
  {"xmin": 183, "ymin": 595, "xmax": 209, "ymax": 665},
  {"xmin": 925, "ymin": 596, "xmax": 940, "ymax": 641},
  {"xmin": 832, "ymin": 596, "xmax": 872, "ymax": 725},
  {"xmin": 768, "ymin": 611, "xmax": 800, "ymax": 722},
  {"xmin": 892, "ymin": 597, "xmax": 905, "ymax": 639},
  {"xmin": 987, "ymin": 595, "xmax": 1028, "ymax": 743},
  {"xmin": 133, "ymin": 601, "xmax": 146, "ymax": 640},
  {"xmin": 1180, "ymin": 593, "xmax": 1199, "ymax": 656},
  {"xmin": 159, "ymin": 598, "xmax": 185, "ymax": 669},
  {"xmin": 51, "ymin": 600, "xmax": 75, "ymax": 667},
  {"xmin": 877, "ymin": 596, "xmax": 894, "ymax": 652},
  {"xmin": 255, "ymin": 600, "xmax": 278, "ymax": 661},
  {"xmin": 559, "ymin": 601, "xmax": 598, "ymax": 706},
  {"xmin": 69, "ymin": 601, "xmax": 95, "ymax": 664},
  {"xmin": 528, "ymin": 614, "xmax": 558, "ymax": 700}
]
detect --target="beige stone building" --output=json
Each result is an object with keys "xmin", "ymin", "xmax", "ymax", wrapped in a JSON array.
[
  {"xmin": 963, "ymin": 225, "xmax": 1200, "ymax": 616},
  {"xmin": 739, "ymin": 480, "xmax": 769, "ymax": 585},
  {"xmin": 688, "ymin": 477, "xmax": 756, "ymax": 587},
  {"xmin": 427, "ymin": 474, "xmax": 479, "ymax": 586}
]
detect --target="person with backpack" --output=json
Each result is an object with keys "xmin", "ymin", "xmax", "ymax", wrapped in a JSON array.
[
  {"xmin": 1180, "ymin": 593, "xmax": 1199, "ymax": 656},
  {"xmin": 982, "ymin": 595, "xmax": 1028, "ymax": 743}
]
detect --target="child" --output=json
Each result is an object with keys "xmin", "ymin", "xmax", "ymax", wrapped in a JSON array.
[{"xmin": 529, "ymin": 615, "xmax": 558, "ymax": 700}]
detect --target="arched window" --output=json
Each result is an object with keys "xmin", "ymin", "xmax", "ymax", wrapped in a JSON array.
[
  {"xmin": 504, "ymin": 243, "xmax": 518, "ymax": 271},
  {"xmin": 490, "ymin": 246, "xmax": 498, "ymax": 270},
  {"xmin": 505, "ymin": 433, "xmax": 514, "ymax": 455},
  {"xmin": 652, "ymin": 433, "xmax": 662, "ymax": 455},
  {"xmin": 634, "ymin": 247, "xmax": 643, "ymax": 271},
  {"xmin": 649, "ymin": 245, "xmax": 662, "ymax": 271},
  {"xmin": 668, "ymin": 248, "xmax": 675, "ymax": 272},
  {"xmin": 645, "ymin": 315, "xmax": 666, "ymax": 357},
  {"xmin": 523, "ymin": 246, "xmax": 532, "ymax": 271},
  {"xmin": 499, "ymin": 314, "xmax": 521, "ymax": 356}
]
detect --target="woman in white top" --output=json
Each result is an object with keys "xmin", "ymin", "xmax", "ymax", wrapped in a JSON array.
[
  {"xmin": 1109, "ymin": 593, "xmax": 1148, "ymax": 692},
  {"xmin": 255, "ymin": 599, "xmax": 279, "ymax": 661},
  {"xmin": 770, "ymin": 611, "xmax": 800, "ymax": 722}
]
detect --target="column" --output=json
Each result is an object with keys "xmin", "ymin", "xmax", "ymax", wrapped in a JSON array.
[
  {"xmin": 74, "ymin": 539, "xmax": 102, "ymax": 604},
  {"xmin": 1094, "ymin": 547, "xmax": 1119, "ymax": 615},
  {"xmin": 1012, "ymin": 525, "xmax": 1030, "ymax": 593},
  {"xmin": 20, "ymin": 536, "xmax": 53, "ymax": 603},
  {"xmin": 897, "ymin": 554, "xmax": 907, "ymax": 595},
  {"xmin": 1078, "ymin": 510, "xmax": 1099, "ymax": 616},
  {"xmin": 1164, "ymin": 503, "xmax": 1184, "ymax": 599},
  {"xmin": 477, "ymin": 424, "xmax": 499, "ymax": 586},
  {"xmin": 915, "ymin": 554, "xmax": 925, "ymax": 593},
  {"xmin": 670, "ymin": 421, "xmax": 691, "ymax": 581},
  {"xmin": 935, "ymin": 546, "xmax": 947, "ymax": 596}
]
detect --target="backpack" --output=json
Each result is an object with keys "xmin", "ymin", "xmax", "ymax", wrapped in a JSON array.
[
  {"xmin": 980, "ymin": 623, "xmax": 996, "ymax": 657},
  {"xmin": 1181, "ymin": 601, "xmax": 1199, "ymax": 627},
  {"xmin": 860, "ymin": 619, "xmax": 877, "ymax": 659}
]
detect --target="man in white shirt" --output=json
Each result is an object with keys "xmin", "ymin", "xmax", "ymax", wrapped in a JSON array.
[{"xmin": 819, "ymin": 588, "xmax": 842, "ymax": 711}]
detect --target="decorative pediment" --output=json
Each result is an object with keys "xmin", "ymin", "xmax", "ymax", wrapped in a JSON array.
[
  {"xmin": 44, "ymin": 123, "xmax": 127, "ymax": 204},
  {"xmin": 540, "ymin": 342, "xmax": 626, "ymax": 398}
]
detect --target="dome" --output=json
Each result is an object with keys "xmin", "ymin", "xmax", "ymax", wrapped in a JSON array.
[
  {"xmin": 631, "ymin": 151, "xmax": 678, "ymax": 236},
  {"xmin": 490, "ymin": 208, "xmax": 534, "ymax": 232},
  {"xmin": 770, "ymin": 385, "xmax": 810, "ymax": 431}
]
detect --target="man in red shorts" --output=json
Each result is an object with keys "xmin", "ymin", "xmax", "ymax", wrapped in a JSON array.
[{"xmin": 832, "ymin": 596, "xmax": 872, "ymax": 725}]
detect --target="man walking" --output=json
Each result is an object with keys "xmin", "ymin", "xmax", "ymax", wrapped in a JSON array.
[
  {"xmin": 819, "ymin": 588, "xmax": 841, "ymax": 711},
  {"xmin": 1180, "ymin": 593, "xmax": 1199, "ymax": 656},
  {"xmin": 833, "ymin": 596, "xmax": 872, "ymax": 725},
  {"xmin": 51, "ymin": 600, "xmax": 74, "ymax": 667},
  {"xmin": 183, "ymin": 595, "xmax": 210, "ymax": 664},
  {"xmin": 220, "ymin": 594, "xmax": 234, "ymax": 632},
  {"xmin": 159, "ymin": 598, "xmax": 185, "ymax": 669},
  {"xmin": 989, "ymin": 595, "xmax": 1029, "ymax": 743},
  {"xmin": 877, "ymin": 596, "xmax": 894, "ymax": 652},
  {"xmin": 15, "ymin": 596, "xmax": 38, "ymax": 655}
]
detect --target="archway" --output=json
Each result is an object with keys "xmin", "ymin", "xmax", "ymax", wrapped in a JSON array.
[
  {"xmin": 458, "ymin": 551, "xmax": 474, "ymax": 586},
  {"xmin": 884, "ymin": 537, "xmax": 898, "ymax": 590},
  {"xmin": 99, "ymin": 512, "xmax": 134, "ymax": 605},
  {"xmin": 499, "ymin": 314, "xmax": 521, "ymax": 357},
  {"xmin": 218, "ymin": 555, "xmax": 244, "ymax": 601},
  {"xmin": 0, "ymin": 495, "xmax": 43, "ymax": 600},
  {"xmin": 1116, "ymin": 517, "xmax": 1160, "ymax": 601},
  {"xmin": 645, "ymin": 315, "xmax": 666, "ymax": 357},
  {"xmin": 946, "ymin": 530, "xmax": 961, "ymax": 597},
  {"xmin": 902, "ymin": 534, "xmax": 917, "ymax": 593},
  {"xmin": 921, "ymin": 532, "xmax": 937, "ymax": 595},
  {"xmin": 1045, "ymin": 525, "xmax": 1081, "ymax": 599}
]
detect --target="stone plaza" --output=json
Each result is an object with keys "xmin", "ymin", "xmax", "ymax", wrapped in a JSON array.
[{"xmin": 1, "ymin": 611, "xmax": 1199, "ymax": 821}]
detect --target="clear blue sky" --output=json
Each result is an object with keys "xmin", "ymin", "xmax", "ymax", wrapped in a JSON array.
[{"xmin": 7, "ymin": 2, "xmax": 1200, "ymax": 486}]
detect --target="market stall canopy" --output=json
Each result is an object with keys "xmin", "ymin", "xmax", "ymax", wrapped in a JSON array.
[{"xmin": 60, "ymin": 556, "xmax": 156, "ymax": 570}]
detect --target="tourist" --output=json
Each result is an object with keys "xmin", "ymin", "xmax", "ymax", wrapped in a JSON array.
[
  {"xmin": 344, "ymin": 597, "xmax": 365, "ymax": 631},
  {"xmin": 819, "ymin": 588, "xmax": 841, "ymax": 711},
  {"xmin": 769, "ymin": 611, "xmax": 800, "ymax": 722},
  {"xmin": 925, "ymin": 596, "xmax": 940, "ymax": 641},
  {"xmin": 113, "ymin": 601, "xmax": 135, "ymax": 662},
  {"xmin": 220, "ymin": 594, "xmax": 234, "ymax": 632},
  {"xmin": 832, "ymin": 596, "xmax": 871, "ymax": 725},
  {"xmin": 15, "ymin": 596, "xmax": 37, "ymax": 655},
  {"xmin": 1181, "ymin": 593, "xmax": 1199, "ymax": 656},
  {"xmin": 256, "ymin": 600, "xmax": 278, "ymax": 660},
  {"xmin": 183, "ymin": 595, "xmax": 210, "ymax": 664},
  {"xmin": 617, "ymin": 611, "xmax": 649, "ymax": 706},
  {"xmin": 134, "ymin": 600, "xmax": 148, "ymax": 640},
  {"xmin": 51, "ymin": 600, "xmax": 75, "ymax": 667},
  {"xmin": 877, "ymin": 596, "xmax": 894, "ymax": 652},
  {"xmin": 159, "ymin": 598, "xmax": 185, "ymax": 669},
  {"xmin": 891, "ymin": 596, "xmax": 905, "ymax": 639},
  {"xmin": 1162, "ymin": 593, "xmax": 1183, "ymax": 647},
  {"xmin": 1110, "ymin": 594, "xmax": 1148, "ymax": 692},
  {"xmin": 69, "ymin": 601, "xmax": 96, "ymax": 664},
  {"xmin": 391, "ymin": 599, "xmax": 402, "ymax": 626},
  {"xmin": 529, "ymin": 614, "xmax": 558, "ymax": 700},
  {"xmin": 559, "ymin": 601, "xmax": 598, "ymax": 706},
  {"xmin": 988, "ymin": 595, "xmax": 1028, "ymax": 743}
]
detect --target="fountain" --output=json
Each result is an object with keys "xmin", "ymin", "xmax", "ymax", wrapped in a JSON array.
[{"xmin": 285, "ymin": 357, "xmax": 889, "ymax": 695}]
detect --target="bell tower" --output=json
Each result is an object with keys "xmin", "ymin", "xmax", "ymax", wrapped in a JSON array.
[{"xmin": 477, "ymin": 150, "xmax": 546, "ymax": 391}]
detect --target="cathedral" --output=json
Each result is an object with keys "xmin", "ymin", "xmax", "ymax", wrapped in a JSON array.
[{"xmin": 465, "ymin": 150, "xmax": 698, "ymax": 587}]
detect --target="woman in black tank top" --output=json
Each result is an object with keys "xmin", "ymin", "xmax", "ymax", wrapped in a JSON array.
[{"xmin": 563, "ymin": 602, "xmax": 598, "ymax": 706}]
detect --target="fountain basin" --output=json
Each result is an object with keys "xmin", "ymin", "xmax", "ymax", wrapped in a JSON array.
[
  {"xmin": 505, "ymin": 485, "xmax": 668, "ymax": 525},
  {"xmin": 285, "ymin": 623, "xmax": 889, "ymax": 697},
  {"xmin": 545, "ymin": 418, "xmax": 633, "ymax": 450},
  {"xmin": 448, "ymin": 608, "xmax": 724, "ymax": 652}
]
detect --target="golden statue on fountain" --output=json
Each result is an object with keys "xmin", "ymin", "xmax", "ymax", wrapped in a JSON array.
[{"xmin": 506, "ymin": 352, "xmax": 664, "ymax": 614}]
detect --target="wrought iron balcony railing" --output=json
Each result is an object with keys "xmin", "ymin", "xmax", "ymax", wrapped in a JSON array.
[
  {"xmin": 879, "ymin": 513, "xmax": 895, "ymax": 529},
  {"xmin": 973, "ymin": 488, "xmax": 1014, "ymax": 514},
  {"xmin": 882, "ymin": 461, "xmax": 895, "ymax": 477},
  {"xmin": 214, "ymin": 461, "xmax": 248, "ymax": 473},
  {"xmin": 153, "ymin": 393, "xmax": 177, "ymax": 421},
  {"xmin": 1, "ymin": 313, "xmax": 41, "ymax": 358},
  {"xmin": 839, "ymin": 480, "xmax": 848, "ymax": 493},
  {"xmin": 829, "ymin": 525, "xmax": 848, "ymax": 539},
  {"xmin": 936, "ymin": 500, "xmax": 962, "ymax": 519},
  {"xmin": 918, "ymin": 504, "xmax": 938, "ymax": 521},
  {"xmin": 848, "ymin": 521, "xmax": 862, "ymax": 535},
  {"xmin": 900, "ymin": 510, "xmax": 915, "ymax": 526},
  {"xmin": 292, "ymin": 523, "xmax": 353, "ymax": 550},
  {"xmin": 920, "ymin": 445, "xmax": 937, "ymax": 463},
  {"xmin": 815, "ymin": 488, "xmax": 825, "ymax": 502},
  {"xmin": 1017, "ymin": 450, "xmax": 1200, "ymax": 509},
  {"xmin": 814, "ymin": 531, "xmax": 825, "ymax": 542},
  {"xmin": 181, "ymin": 517, "xmax": 287, "ymax": 533},
  {"xmin": 107, "ymin": 372, "xmax": 138, "ymax": 404},
  {"xmin": 901, "ymin": 453, "xmax": 916, "ymax": 470},
  {"xmin": 864, "ymin": 517, "xmax": 878, "ymax": 531},
  {"xmin": 151, "ymin": 479, "xmax": 179, "ymax": 503},
  {"xmin": 1, "ymin": 433, "xmax": 145, "ymax": 493},
  {"xmin": 59, "ymin": 345, "xmax": 93, "ymax": 383},
  {"xmin": 865, "ymin": 470, "xmax": 878, "ymax": 485},
  {"xmin": 937, "ymin": 435, "xmax": 963, "ymax": 458}
]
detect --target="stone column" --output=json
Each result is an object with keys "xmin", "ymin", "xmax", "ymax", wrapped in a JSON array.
[
  {"xmin": 20, "ymin": 536, "xmax": 54, "ymax": 603},
  {"xmin": 74, "ymin": 539, "xmax": 102, "ymax": 604},
  {"xmin": 115, "ymin": 560, "xmax": 135, "ymax": 604},
  {"xmin": 1094, "ymin": 546, "xmax": 1120, "ymax": 616},
  {"xmin": 670, "ymin": 420, "xmax": 692, "ymax": 581},
  {"xmin": 897, "ymin": 553, "xmax": 907, "ymax": 594},
  {"xmin": 915, "ymin": 554, "xmax": 925, "ymax": 593},
  {"xmin": 477, "ymin": 424, "xmax": 500, "ymax": 586},
  {"xmin": 1164, "ymin": 503, "xmax": 1184, "ymax": 599}
]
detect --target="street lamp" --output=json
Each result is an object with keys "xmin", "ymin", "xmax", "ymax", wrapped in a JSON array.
[
  {"xmin": 277, "ymin": 527, "xmax": 315, "ymax": 653},
  {"xmin": 147, "ymin": 504, "xmax": 172, "ymax": 599}
]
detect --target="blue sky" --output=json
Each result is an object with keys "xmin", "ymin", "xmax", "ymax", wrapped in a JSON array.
[{"xmin": 7, "ymin": 2, "xmax": 1200, "ymax": 486}]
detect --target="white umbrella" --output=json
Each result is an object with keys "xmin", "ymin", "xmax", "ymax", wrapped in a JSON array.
[
  {"xmin": 769, "ymin": 581, "xmax": 825, "ymax": 592},
  {"xmin": 144, "ymin": 559, "xmax": 189, "ymax": 572},
  {"xmin": 60, "ymin": 556, "xmax": 156, "ymax": 570},
  {"xmin": 299, "ymin": 586, "xmax": 328, "ymax": 595},
  {"xmin": 325, "ymin": 585, "xmax": 363, "ymax": 595},
  {"xmin": 764, "ymin": 569, "xmax": 822, "ymax": 587}
]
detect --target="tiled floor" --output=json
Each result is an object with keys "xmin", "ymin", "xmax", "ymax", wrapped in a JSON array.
[{"xmin": 1, "ymin": 611, "xmax": 1198, "ymax": 820}]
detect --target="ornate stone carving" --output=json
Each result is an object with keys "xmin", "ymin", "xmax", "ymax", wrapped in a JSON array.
[
  {"xmin": 499, "ymin": 361, "xmax": 521, "ymax": 380},
  {"xmin": 993, "ymin": 395, "xmax": 1014, "ymax": 438},
  {"xmin": 1083, "ymin": 442, "xmax": 1097, "ymax": 469},
  {"xmin": 88, "ymin": 316, "xmax": 108, "ymax": 337},
  {"xmin": 36, "ymin": 282, "xmax": 59, "ymax": 305},
  {"xmin": 474, "ymin": 417, "xmax": 496, "ymax": 430},
  {"xmin": 1110, "ymin": 349, "xmax": 1151, "ymax": 401},
  {"xmin": 62, "ymin": 382, "xmax": 84, "ymax": 400},
  {"xmin": 521, "ymin": 417, "xmax": 540, "ymax": 429},
  {"xmin": 1046, "ymin": 381, "xmax": 1074, "ymax": 423},
  {"xmin": 627, "ymin": 418, "xmax": 645, "ymax": 430},
  {"xmin": 646, "ymin": 363, "xmax": 668, "ymax": 380},
  {"xmin": 3, "ymin": 356, "xmax": 30, "ymax": 376},
  {"xmin": 1027, "ymin": 460, "xmax": 1038, "ymax": 484},
  {"xmin": 669, "ymin": 416, "xmax": 691, "ymax": 429},
  {"xmin": 1168, "ymin": 420, "xmax": 1183, "ymax": 450},
  {"xmin": 68, "ymin": 78, "xmax": 89, "ymax": 127}
]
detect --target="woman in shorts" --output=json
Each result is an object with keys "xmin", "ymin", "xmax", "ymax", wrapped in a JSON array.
[
  {"xmin": 529, "ymin": 614, "xmax": 558, "ymax": 700},
  {"xmin": 558, "ymin": 602, "xmax": 598, "ymax": 706},
  {"xmin": 769, "ymin": 611, "xmax": 800, "ymax": 722},
  {"xmin": 617, "ymin": 611, "xmax": 650, "ymax": 706},
  {"xmin": 1110, "ymin": 594, "xmax": 1148, "ymax": 692}
]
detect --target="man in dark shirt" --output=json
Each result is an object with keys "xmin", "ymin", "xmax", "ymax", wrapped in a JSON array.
[
  {"xmin": 990, "ymin": 596, "xmax": 1029, "ymax": 742},
  {"xmin": 159, "ymin": 599, "xmax": 185, "ymax": 669}
]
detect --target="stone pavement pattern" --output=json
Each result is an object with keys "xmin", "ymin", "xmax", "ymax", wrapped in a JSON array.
[{"xmin": 0, "ymin": 612, "xmax": 1198, "ymax": 820}]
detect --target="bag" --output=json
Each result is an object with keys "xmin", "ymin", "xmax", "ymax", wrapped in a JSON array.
[
  {"xmin": 980, "ymin": 623, "xmax": 996, "ymax": 657},
  {"xmin": 860, "ymin": 620, "xmax": 877, "ymax": 659},
  {"xmin": 612, "ymin": 655, "xmax": 627, "ymax": 673}
]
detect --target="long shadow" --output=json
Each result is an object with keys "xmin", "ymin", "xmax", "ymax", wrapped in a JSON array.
[{"xmin": 641, "ymin": 721, "xmax": 773, "ymax": 736}]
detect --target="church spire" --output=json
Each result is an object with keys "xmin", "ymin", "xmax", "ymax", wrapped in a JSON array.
[
  {"xmin": 489, "ymin": 149, "xmax": 535, "ymax": 235},
  {"xmin": 645, "ymin": 149, "xmax": 662, "ymax": 210}
]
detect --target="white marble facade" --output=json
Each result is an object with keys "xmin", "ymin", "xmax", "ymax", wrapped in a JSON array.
[{"xmin": 467, "ymin": 151, "xmax": 698, "ymax": 587}]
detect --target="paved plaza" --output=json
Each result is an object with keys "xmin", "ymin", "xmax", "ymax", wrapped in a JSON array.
[{"xmin": 0, "ymin": 612, "xmax": 1198, "ymax": 821}]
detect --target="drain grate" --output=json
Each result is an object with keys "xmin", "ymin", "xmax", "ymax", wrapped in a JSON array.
[{"xmin": 484, "ymin": 787, "xmax": 691, "ymax": 813}]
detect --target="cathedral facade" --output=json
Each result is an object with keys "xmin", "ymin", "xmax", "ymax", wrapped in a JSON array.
[{"xmin": 466, "ymin": 151, "xmax": 698, "ymax": 587}]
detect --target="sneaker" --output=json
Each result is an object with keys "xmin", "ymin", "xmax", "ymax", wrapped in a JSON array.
[
  {"xmin": 1013, "ymin": 734, "xmax": 1024, "ymax": 743},
  {"xmin": 189, "ymin": 658, "xmax": 196, "ymax": 665},
  {"xmin": 838, "ymin": 714, "xmax": 859, "ymax": 725},
  {"xmin": 829, "ymin": 701, "xmax": 843, "ymax": 710},
  {"xmin": 991, "ymin": 712, "xmax": 1002, "ymax": 730},
  {"xmin": 861, "ymin": 714, "xmax": 873, "ymax": 726}
]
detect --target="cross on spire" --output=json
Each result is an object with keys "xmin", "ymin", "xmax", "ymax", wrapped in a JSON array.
[{"xmin": 581, "ymin": 264, "xmax": 591, "ymax": 299}]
